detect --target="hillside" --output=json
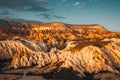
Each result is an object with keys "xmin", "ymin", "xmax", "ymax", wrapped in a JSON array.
[{"xmin": 0, "ymin": 19, "xmax": 120, "ymax": 80}]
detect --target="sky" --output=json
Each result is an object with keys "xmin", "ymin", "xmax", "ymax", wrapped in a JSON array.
[{"xmin": 0, "ymin": 0, "xmax": 120, "ymax": 31}]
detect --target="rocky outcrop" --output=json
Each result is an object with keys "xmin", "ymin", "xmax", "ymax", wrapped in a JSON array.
[
  {"xmin": 0, "ymin": 19, "xmax": 30, "ymax": 40},
  {"xmin": 69, "ymin": 24, "xmax": 119, "ymax": 39},
  {"xmin": 0, "ymin": 19, "xmax": 120, "ymax": 80}
]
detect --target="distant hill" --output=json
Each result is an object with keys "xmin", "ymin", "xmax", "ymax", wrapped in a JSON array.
[{"xmin": 0, "ymin": 19, "xmax": 120, "ymax": 80}]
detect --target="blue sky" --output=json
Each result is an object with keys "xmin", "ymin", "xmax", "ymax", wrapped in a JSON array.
[{"xmin": 0, "ymin": 0, "xmax": 120, "ymax": 31}]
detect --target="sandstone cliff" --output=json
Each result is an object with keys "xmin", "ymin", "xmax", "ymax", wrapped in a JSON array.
[{"xmin": 0, "ymin": 19, "xmax": 120, "ymax": 80}]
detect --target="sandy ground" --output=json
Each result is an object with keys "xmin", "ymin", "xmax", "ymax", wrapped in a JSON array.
[
  {"xmin": 0, "ymin": 74, "xmax": 44, "ymax": 80},
  {"xmin": 0, "ymin": 73, "xmax": 120, "ymax": 80},
  {"xmin": 93, "ymin": 73, "xmax": 120, "ymax": 80},
  {"xmin": 0, "ymin": 72, "xmax": 120, "ymax": 80}
]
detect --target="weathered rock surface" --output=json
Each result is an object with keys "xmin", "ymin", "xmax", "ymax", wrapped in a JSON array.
[{"xmin": 0, "ymin": 19, "xmax": 120, "ymax": 80}]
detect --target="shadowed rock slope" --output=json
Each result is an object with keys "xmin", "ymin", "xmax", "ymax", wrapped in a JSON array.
[{"xmin": 0, "ymin": 19, "xmax": 120, "ymax": 80}]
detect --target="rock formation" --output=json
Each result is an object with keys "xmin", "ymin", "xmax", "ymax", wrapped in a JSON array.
[{"xmin": 0, "ymin": 19, "xmax": 120, "ymax": 80}]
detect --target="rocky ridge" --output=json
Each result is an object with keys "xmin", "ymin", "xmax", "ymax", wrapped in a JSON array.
[{"xmin": 0, "ymin": 19, "xmax": 120, "ymax": 80}]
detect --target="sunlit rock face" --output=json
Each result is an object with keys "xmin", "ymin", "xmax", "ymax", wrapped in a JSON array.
[{"xmin": 0, "ymin": 19, "xmax": 120, "ymax": 79}]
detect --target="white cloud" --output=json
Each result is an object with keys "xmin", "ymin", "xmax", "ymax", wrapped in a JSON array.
[
  {"xmin": 74, "ymin": 2, "xmax": 85, "ymax": 8},
  {"xmin": 90, "ymin": 0, "xmax": 98, "ymax": 2},
  {"xmin": 61, "ymin": 0, "xmax": 67, "ymax": 2},
  {"xmin": 74, "ymin": 2, "xmax": 80, "ymax": 6},
  {"xmin": 35, "ymin": 0, "xmax": 48, "ymax": 2}
]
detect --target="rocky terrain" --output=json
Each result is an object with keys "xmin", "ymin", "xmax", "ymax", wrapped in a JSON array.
[{"xmin": 0, "ymin": 19, "xmax": 120, "ymax": 80}]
